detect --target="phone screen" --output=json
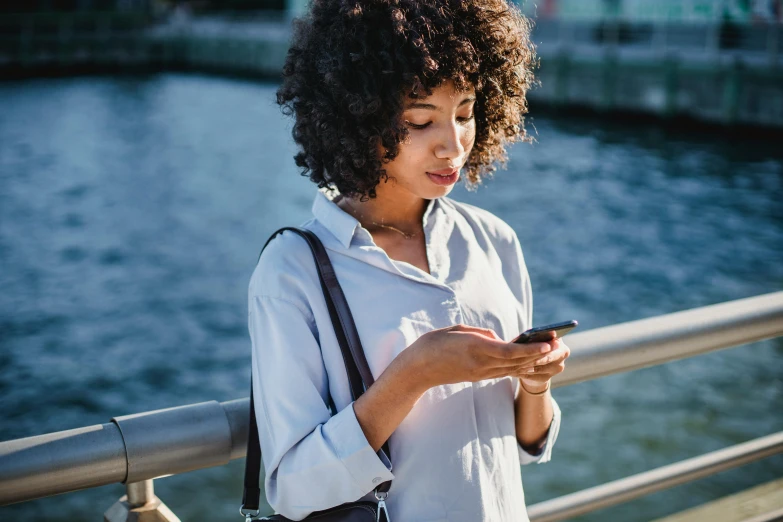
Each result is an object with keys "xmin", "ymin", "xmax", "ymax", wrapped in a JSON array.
[{"xmin": 512, "ymin": 320, "xmax": 578, "ymax": 344}]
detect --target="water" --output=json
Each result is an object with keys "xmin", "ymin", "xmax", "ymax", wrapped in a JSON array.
[{"xmin": 0, "ymin": 73, "xmax": 781, "ymax": 522}]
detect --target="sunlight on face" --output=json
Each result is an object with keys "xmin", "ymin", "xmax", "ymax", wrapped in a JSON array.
[{"xmin": 377, "ymin": 79, "xmax": 477, "ymax": 202}]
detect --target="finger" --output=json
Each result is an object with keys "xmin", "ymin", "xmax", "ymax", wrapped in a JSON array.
[
  {"xmin": 485, "ymin": 355, "xmax": 552, "ymax": 379},
  {"xmin": 483, "ymin": 349, "xmax": 558, "ymax": 376},
  {"xmin": 529, "ymin": 346, "xmax": 569, "ymax": 367},
  {"xmin": 483, "ymin": 365, "xmax": 522, "ymax": 380},
  {"xmin": 487, "ymin": 341, "xmax": 554, "ymax": 361},
  {"xmin": 520, "ymin": 360, "xmax": 566, "ymax": 379},
  {"xmin": 484, "ymin": 354, "xmax": 541, "ymax": 373}
]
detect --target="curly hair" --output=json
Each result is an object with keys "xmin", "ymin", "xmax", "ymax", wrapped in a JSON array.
[{"xmin": 275, "ymin": 0, "xmax": 538, "ymax": 200}]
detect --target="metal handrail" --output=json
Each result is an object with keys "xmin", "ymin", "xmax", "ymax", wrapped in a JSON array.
[
  {"xmin": 1, "ymin": 291, "xmax": 782, "ymax": 507},
  {"xmin": 552, "ymin": 290, "xmax": 783, "ymax": 388},
  {"xmin": 0, "ymin": 398, "xmax": 248, "ymax": 506},
  {"xmin": 527, "ymin": 431, "xmax": 783, "ymax": 522}
]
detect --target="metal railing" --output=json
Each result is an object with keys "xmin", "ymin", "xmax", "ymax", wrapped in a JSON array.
[
  {"xmin": 527, "ymin": 431, "xmax": 783, "ymax": 522},
  {"xmin": 1, "ymin": 291, "xmax": 782, "ymax": 520}
]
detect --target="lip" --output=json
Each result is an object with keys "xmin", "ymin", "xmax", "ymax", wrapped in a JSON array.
[
  {"xmin": 426, "ymin": 169, "xmax": 460, "ymax": 186},
  {"xmin": 426, "ymin": 167, "xmax": 459, "ymax": 176}
]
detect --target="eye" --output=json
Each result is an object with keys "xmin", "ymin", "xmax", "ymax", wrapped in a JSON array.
[
  {"xmin": 405, "ymin": 113, "xmax": 474, "ymax": 130},
  {"xmin": 459, "ymin": 113, "xmax": 475, "ymax": 124},
  {"xmin": 405, "ymin": 120, "xmax": 430, "ymax": 129}
]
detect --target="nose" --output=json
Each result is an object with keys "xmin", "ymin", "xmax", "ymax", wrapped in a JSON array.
[{"xmin": 434, "ymin": 120, "xmax": 468, "ymax": 161}]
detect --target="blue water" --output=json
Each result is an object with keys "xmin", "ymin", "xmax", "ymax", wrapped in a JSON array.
[{"xmin": 0, "ymin": 74, "xmax": 781, "ymax": 522}]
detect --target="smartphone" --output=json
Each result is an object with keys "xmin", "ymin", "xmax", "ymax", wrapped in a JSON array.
[{"xmin": 511, "ymin": 320, "xmax": 578, "ymax": 344}]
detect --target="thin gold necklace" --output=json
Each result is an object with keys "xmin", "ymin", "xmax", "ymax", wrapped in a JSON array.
[
  {"xmin": 370, "ymin": 221, "xmax": 418, "ymax": 239},
  {"xmin": 340, "ymin": 197, "xmax": 418, "ymax": 239}
]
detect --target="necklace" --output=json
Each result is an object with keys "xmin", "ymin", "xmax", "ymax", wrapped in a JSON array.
[
  {"xmin": 339, "ymin": 197, "xmax": 418, "ymax": 239},
  {"xmin": 369, "ymin": 221, "xmax": 418, "ymax": 239}
]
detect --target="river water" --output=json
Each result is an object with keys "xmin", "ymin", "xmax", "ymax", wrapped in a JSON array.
[{"xmin": 0, "ymin": 73, "xmax": 781, "ymax": 522}]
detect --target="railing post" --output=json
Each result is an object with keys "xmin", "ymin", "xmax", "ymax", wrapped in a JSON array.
[{"xmin": 104, "ymin": 479, "xmax": 180, "ymax": 522}]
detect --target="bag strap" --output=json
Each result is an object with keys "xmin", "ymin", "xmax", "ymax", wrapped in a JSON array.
[{"xmin": 242, "ymin": 227, "xmax": 392, "ymax": 514}]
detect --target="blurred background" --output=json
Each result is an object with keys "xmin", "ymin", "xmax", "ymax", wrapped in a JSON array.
[{"xmin": 0, "ymin": 1, "xmax": 781, "ymax": 521}]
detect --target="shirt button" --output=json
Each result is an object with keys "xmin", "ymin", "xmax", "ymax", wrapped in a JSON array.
[{"xmin": 372, "ymin": 477, "xmax": 382, "ymax": 484}]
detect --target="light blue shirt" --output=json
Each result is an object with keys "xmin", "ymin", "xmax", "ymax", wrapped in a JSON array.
[{"xmin": 249, "ymin": 187, "xmax": 561, "ymax": 521}]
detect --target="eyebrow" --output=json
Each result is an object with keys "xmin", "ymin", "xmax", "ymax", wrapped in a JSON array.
[{"xmin": 404, "ymin": 96, "xmax": 476, "ymax": 112}]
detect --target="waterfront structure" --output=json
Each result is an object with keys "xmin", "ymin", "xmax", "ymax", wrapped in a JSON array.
[
  {"xmin": 1, "ymin": 3, "xmax": 780, "ymax": 129},
  {"xmin": 517, "ymin": 0, "xmax": 783, "ymax": 23},
  {"xmin": 1, "ymin": 292, "xmax": 782, "ymax": 521}
]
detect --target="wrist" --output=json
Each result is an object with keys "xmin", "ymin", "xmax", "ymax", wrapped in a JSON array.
[
  {"xmin": 519, "ymin": 378, "xmax": 550, "ymax": 395},
  {"xmin": 394, "ymin": 348, "xmax": 433, "ymax": 397}
]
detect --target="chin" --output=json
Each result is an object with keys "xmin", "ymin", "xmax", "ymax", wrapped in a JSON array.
[{"xmin": 420, "ymin": 185, "xmax": 454, "ymax": 199}]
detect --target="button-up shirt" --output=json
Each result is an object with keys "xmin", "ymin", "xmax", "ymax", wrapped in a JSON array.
[{"xmin": 248, "ymin": 187, "xmax": 561, "ymax": 521}]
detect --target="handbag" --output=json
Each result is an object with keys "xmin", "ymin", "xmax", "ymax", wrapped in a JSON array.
[{"xmin": 240, "ymin": 227, "xmax": 392, "ymax": 522}]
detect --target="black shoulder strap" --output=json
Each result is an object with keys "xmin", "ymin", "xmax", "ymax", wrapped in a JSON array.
[{"xmin": 242, "ymin": 227, "xmax": 392, "ymax": 514}]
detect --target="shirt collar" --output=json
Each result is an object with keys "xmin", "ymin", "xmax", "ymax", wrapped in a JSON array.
[
  {"xmin": 312, "ymin": 188, "xmax": 359, "ymax": 249},
  {"xmin": 312, "ymin": 187, "xmax": 440, "ymax": 250}
]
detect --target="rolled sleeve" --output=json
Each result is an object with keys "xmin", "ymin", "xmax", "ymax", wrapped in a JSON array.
[
  {"xmin": 324, "ymin": 402, "xmax": 395, "ymax": 490},
  {"xmin": 250, "ymin": 294, "xmax": 394, "ymax": 520},
  {"xmin": 517, "ymin": 394, "xmax": 561, "ymax": 465}
]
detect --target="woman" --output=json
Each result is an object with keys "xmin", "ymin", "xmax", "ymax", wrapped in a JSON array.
[{"xmin": 248, "ymin": 0, "xmax": 570, "ymax": 520}]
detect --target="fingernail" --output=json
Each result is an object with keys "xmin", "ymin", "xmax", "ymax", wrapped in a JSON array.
[
  {"xmin": 525, "ymin": 368, "xmax": 535, "ymax": 373},
  {"xmin": 540, "ymin": 345, "xmax": 551, "ymax": 353}
]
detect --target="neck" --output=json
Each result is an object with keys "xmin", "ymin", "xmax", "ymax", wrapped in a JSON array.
[{"xmin": 336, "ymin": 193, "xmax": 428, "ymax": 235}]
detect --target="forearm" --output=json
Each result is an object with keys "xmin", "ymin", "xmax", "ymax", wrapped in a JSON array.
[
  {"xmin": 514, "ymin": 379, "xmax": 554, "ymax": 451},
  {"xmin": 353, "ymin": 352, "xmax": 429, "ymax": 452}
]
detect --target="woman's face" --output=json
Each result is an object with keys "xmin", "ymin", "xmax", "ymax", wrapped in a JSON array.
[{"xmin": 378, "ymin": 79, "xmax": 476, "ymax": 201}]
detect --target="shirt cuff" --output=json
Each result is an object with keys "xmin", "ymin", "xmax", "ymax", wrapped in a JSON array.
[
  {"xmin": 322, "ymin": 401, "xmax": 395, "ymax": 491},
  {"xmin": 518, "ymin": 395, "xmax": 561, "ymax": 465}
]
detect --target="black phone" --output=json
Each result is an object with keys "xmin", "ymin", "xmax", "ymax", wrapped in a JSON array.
[{"xmin": 511, "ymin": 320, "xmax": 578, "ymax": 344}]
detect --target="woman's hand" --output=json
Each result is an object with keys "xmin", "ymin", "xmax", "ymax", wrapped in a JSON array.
[
  {"xmin": 354, "ymin": 324, "xmax": 570, "ymax": 453},
  {"xmin": 402, "ymin": 323, "xmax": 561, "ymax": 392},
  {"xmin": 518, "ymin": 337, "xmax": 570, "ymax": 393}
]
